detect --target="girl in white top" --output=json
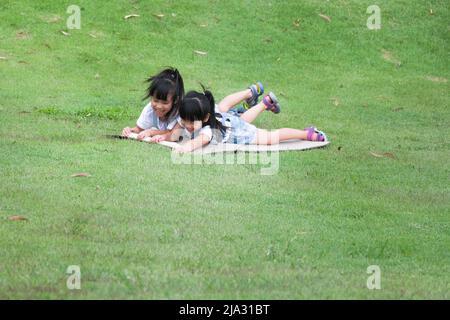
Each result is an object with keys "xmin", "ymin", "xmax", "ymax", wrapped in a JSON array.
[{"xmin": 121, "ymin": 68, "xmax": 184, "ymax": 139}]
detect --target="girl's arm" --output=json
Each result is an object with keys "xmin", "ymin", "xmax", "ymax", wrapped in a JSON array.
[
  {"xmin": 149, "ymin": 123, "xmax": 183, "ymax": 143},
  {"xmin": 137, "ymin": 128, "xmax": 169, "ymax": 140},
  {"xmin": 176, "ymin": 134, "xmax": 210, "ymax": 153},
  {"xmin": 122, "ymin": 125, "xmax": 144, "ymax": 137}
]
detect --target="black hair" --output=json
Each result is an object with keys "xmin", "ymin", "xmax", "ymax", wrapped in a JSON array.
[
  {"xmin": 143, "ymin": 67, "xmax": 185, "ymax": 120},
  {"xmin": 179, "ymin": 86, "xmax": 226, "ymax": 141}
]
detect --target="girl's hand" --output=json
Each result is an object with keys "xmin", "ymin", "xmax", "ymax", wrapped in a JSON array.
[
  {"xmin": 150, "ymin": 135, "xmax": 165, "ymax": 143},
  {"xmin": 122, "ymin": 127, "xmax": 132, "ymax": 137},
  {"xmin": 137, "ymin": 130, "xmax": 152, "ymax": 140}
]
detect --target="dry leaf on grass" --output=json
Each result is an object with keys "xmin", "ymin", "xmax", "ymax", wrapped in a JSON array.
[
  {"xmin": 293, "ymin": 19, "xmax": 300, "ymax": 28},
  {"xmin": 42, "ymin": 15, "xmax": 61, "ymax": 23},
  {"xmin": 194, "ymin": 50, "xmax": 207, "ymax": 56},
  {"xmin": 330, "ymin": 97, "xmax": 340, "ymax": 107},
  {"xmin": 383, "ymin": 152, "xmax": 396, "ymax": 159},
  {"xmin": 60, "ymin": 30, "xmax": 70, "ymax": 36},
  {"xmin": 8, "ymin": 215, "xmax": 28, "ymax": 221},
  {"xmin": 370, "ymin": 151, "xmax": 396, "ymax": 159},
  {"xmin": 319, "ymin": 14, "xmax": 331, "ymax": 23},
  {"xmin": 425, "ymin": 76, "xmax": 448, "ymax": 83},
  {"xmin": 153, "ymin": 14, "xmax": 165, "ymax": 19},
  {"xmin": 124, "ymin": 14, "xmax": 140, "ymax": 20},
  {"xmin": 16, "ymin": 31, "xmax": 31, "ymax": 40},
  {"xmin": 71, "ymin": 173, "xmax": 91, "ymax": 177},
  {"xmin": 88, "ymin": 31, "xmax": 105, "ymax": 39},
  {"xmin": 0, "ymin": 56, "xmax": 7, "ymax": 60},
  {"xmin": 381, "ymin": 49, "xmax": 401, "ymax": 66}
]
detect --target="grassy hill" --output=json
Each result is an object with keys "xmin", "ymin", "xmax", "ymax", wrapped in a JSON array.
[{"xmin": 0, "ymin": 0, "xmax": 448, "ymax": 298}]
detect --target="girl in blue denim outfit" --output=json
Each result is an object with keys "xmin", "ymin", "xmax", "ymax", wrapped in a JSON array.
[{"xmin": 165, "ymin": 87, "xmax": 327, "ymax": 153}]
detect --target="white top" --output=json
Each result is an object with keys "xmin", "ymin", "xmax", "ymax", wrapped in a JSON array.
[
  {"xmin": 188, "ymin": 116, "xmax": 231, "ymax": 144},
  {"xmin": 136, "ymin": 102, "xmax": 178, "ymax": 131},
  {"xmin": 195, "ymin": 125, "xmax": 213, "ymax": 141}
]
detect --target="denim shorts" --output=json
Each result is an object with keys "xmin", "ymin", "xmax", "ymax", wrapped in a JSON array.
[{"xmin": 221, "ymin": 112, "xmax": 258, "ymax": 145}]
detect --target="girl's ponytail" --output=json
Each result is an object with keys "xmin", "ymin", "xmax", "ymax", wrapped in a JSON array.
[
  {"xmin": 201, "ymin": 86, "xmax": 225, "ymax": 140},
  {"xmin": 202, "ymin": 87, "xmax": 215, "ymax": 116},
  {"xmin": 173, "ymin": 68, "xmax": 185, "ymax": 111}
]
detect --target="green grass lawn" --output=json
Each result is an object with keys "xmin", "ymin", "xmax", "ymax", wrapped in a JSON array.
[{"xmin": 0, "ymin": 0, "xmax": 449, "ymax": 299}]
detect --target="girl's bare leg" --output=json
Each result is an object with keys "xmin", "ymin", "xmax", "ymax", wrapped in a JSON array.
[
  {"xmin": 217, "ymin": 89, "xmax": 252, "ymax": 112},
  {"xmin": 240, "ymin": 101, "xmax": 266, "ymax": 123},
  {"xmin": 255, "ymin": 128, "xmax": 319, "ymax": 145}
]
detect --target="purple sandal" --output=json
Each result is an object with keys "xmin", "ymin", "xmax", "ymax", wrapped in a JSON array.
[
  {"xmin": 304, "ymin": 127, "xmax": 327, "ymax": 142},
  {"xmin": 262, "ymin": 92, "xmax": 281, "ymax": 114}
]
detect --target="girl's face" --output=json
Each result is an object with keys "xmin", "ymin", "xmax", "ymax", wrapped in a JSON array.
[
  {"xmin": 181, "ymin": 119, "xmax": 203, "ymax": 133},
  {"xmin": 151, "ymin": 95, "xmax": 173, "ymax": 118}
]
